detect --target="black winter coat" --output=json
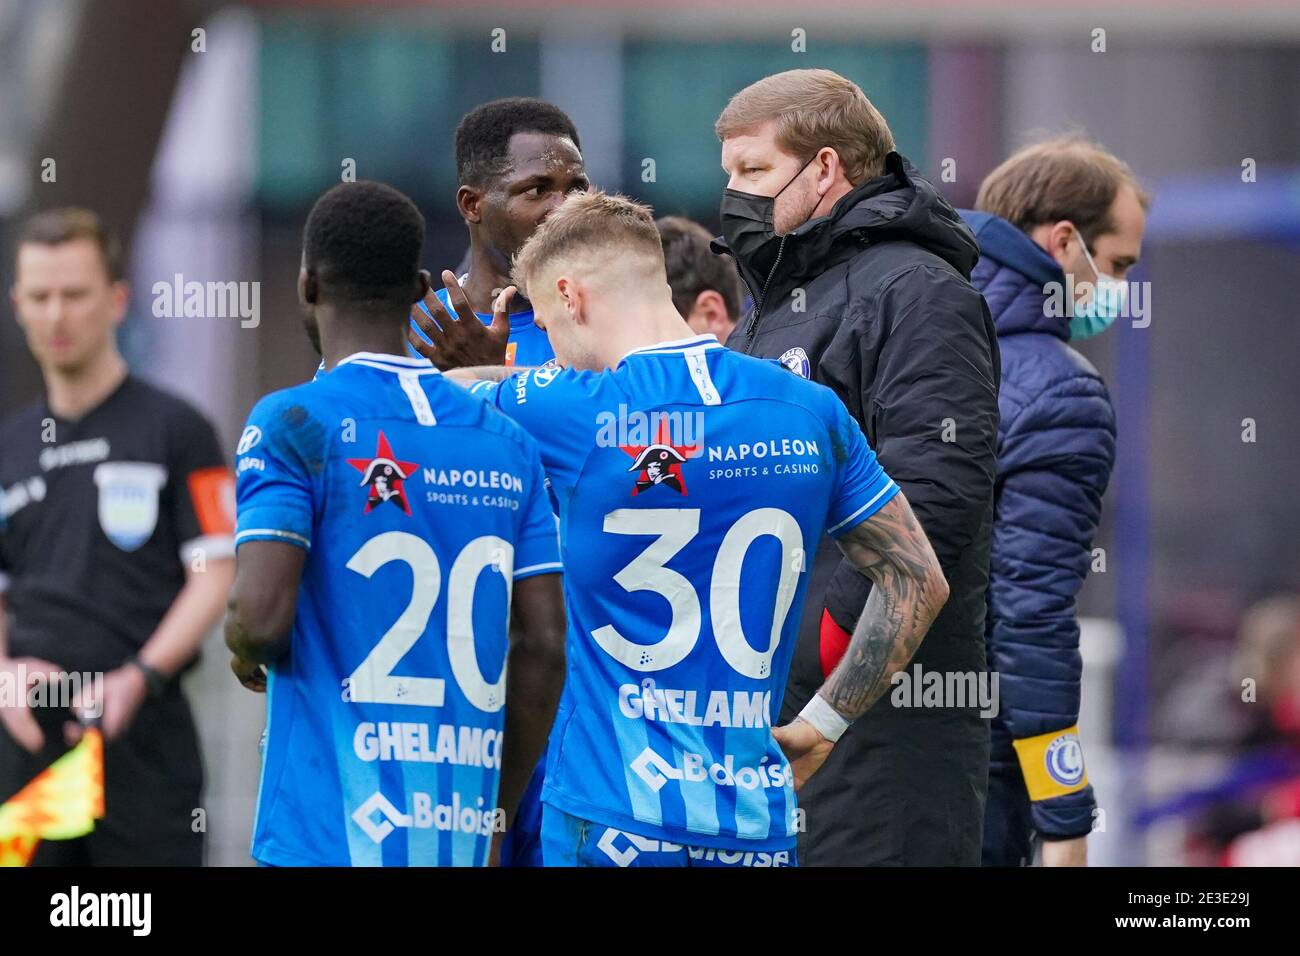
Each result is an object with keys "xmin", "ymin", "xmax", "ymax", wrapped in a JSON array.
[{"xmin": 714, "ymin": 152, "xmax": 1001, "ymax": 862}]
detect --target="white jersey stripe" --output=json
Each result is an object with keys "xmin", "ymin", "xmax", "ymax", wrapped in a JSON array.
[
  {"xmin": 398, "ymin": 370, "xmax": 438, "ymax": 425},
  {"xmin": 236, "ymin": 527, "xmax": 312, "ymax": 548},
  {"xmin": 684, "ymin": 347, "xmax": 722, "ymax": 405},
  {"xmin": 826, "ymin": 480, "xmax": 898, "ymax": 535}
]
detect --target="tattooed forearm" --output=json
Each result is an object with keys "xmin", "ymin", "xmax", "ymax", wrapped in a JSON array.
[{"xmin": 820, "ymin": 492, "xmax": 949, "ymax": 721}]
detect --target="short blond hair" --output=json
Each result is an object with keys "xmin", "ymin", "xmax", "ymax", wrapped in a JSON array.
[
  {"xmin": 976, "ymin": 133, "xmax": 1151, "ymax": 243},
  {"xmin": 715, "ymin": 69, "xmax": 895, "ymax": 183},
  {"xmin": 512, "ymin": 190, "xmax": 663, "ymax": 295}
]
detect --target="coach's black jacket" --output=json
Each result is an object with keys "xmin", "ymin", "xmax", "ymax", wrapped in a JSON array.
[{"xmin": 715, "ymin": 152, "xmax": 1000, "ymax": 864}]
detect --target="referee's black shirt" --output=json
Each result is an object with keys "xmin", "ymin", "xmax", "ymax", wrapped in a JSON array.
[{"xmin": 0, "ymin": 375, "xmax": 234, "ymax": 674}]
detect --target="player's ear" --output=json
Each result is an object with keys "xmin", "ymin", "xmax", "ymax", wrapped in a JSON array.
[
  {"xmin": 414, "ymin": 269, "xmax": 432, "ymax": 304},
  {"xmin": 456, "ymin": 184, "xmax": 483, "ymax": 224},
  {"xmin": 556, "ymin": 275, "xmax": 582, "ymax": 325},
  {"xmin": 691, "ymin": 290, "xmax": 727, "ymax": 334},
  {"xmin": 298, "ymin": 267, "xmax": 318, "ymax": 307}
]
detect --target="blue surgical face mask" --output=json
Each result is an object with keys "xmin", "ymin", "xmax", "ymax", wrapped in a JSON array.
[{"xmin": 1070, "ymin": 228, "xmax": 1127, "ymax": 340}]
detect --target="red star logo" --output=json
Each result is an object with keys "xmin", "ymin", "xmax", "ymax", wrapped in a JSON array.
[
  {"xmin": 347, "ymin": 431, "xmax": 420, "ymax": 515},
  {"xmin": 619, "ymin": 418, "xmax": 702, "ymax": 496}
]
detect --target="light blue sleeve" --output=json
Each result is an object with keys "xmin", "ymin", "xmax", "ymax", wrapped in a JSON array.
[
  {"xmin": 512, "ymin": 440, "xmax": 563, "ymax": 580},
  {"xmin": 233, "ymin": 393, "xmax": 317, "ymax": 551}
]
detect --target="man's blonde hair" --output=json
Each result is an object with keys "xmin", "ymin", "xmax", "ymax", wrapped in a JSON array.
[
  {"xmin": 715, "ymin": 68, "xmax": 896, "ymax": 183},
  {"xmin": 512, "ymin": 190, "xmax": 664, "ymax": 295},
  {"xmin": 976, "ymin": 133, "xmax": 1151, "ymax": 243}
]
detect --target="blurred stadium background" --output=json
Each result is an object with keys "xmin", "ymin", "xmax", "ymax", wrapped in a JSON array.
[{"xmin": 1, "ymin": 0, "xmax": 1298, "ymax": 866}]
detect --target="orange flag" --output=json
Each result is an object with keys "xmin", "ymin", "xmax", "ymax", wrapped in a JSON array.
[{"xmin": 0, "ymin": 728, "xmax": 104, "ymax": 866}]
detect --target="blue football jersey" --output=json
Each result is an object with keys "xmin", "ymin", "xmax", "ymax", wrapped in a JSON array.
[
  {"xmin": 470, "ymin": 334, "xmax": 898, "ymax": 851},
  {"xmin": 235, "ymin": 351, "xmax": 561, "ymax": 867},
  {"xmin": 409, "ymin": 284, "xmax": 554, "ymax": 368}
]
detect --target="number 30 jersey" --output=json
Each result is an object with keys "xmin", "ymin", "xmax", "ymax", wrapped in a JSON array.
[
  {"xmin": 234, "ymin": 352, "xmax": 561, "ymax": 867},
  {"xmin": 470, "ymin": 335, "xmax": 898, "ymax": 851}
]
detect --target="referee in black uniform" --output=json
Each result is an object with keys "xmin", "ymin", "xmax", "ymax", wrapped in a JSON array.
[{"xmin": 0, "ymin": 209, "xmax": 235, "ymax": 865}]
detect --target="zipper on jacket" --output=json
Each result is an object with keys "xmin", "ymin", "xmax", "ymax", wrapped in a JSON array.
[
  {"xmin": 742, "ymin": 235, "xmax": 787, "ymax": 354},
  {"xmin": 736, "ymin": 270, "xmax": 758, "ymax": 340}
]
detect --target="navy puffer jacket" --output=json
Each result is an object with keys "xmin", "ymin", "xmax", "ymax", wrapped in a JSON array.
[{"xmin": 962, "ymin": 210, "xmax": 1116, "ymax": 840}]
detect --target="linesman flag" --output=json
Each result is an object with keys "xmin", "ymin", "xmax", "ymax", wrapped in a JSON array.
[{"xmin": 0, "ymin": 727, "xmax": 105, "ymax": 866}]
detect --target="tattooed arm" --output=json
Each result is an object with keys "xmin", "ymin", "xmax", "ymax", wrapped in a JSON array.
[
  {"xmin": 773, "ymin": 491, "xmax": 949, "ymax": 789},
  {"xmin": 822, "ymin": 491, "xmax": 948, "ymax": 718}
]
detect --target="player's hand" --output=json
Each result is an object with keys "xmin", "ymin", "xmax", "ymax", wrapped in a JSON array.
[
  {"xmin": 230, "ymin": 654, "xmax": 268, "ymax": 693},
  {"xmin": 65, "ymin": 664, "xmax": 148, "ymax": 745},
  {"xmin": 488, "ymin": 829, "xmax": 505, "ymax": 867},
  {"xmin": 0, "ymin": 656, "xmax": 61, "ymax": 753},
  {"xmin": 407, "ymin": 270, "xmax": 511, "ymax": 370},
  {"xmin": 772, "ymin": 717, "xmax": 835, "ymax": 792},
  {"xmin": 1041, "ymin": 835, "xmax": 1088, "ymax": 867}
]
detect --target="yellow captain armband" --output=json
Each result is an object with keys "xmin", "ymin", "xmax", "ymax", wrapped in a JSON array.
[{"xmin": 1012, "ymin": 725, "xmax": 1089, "ymax": 801}]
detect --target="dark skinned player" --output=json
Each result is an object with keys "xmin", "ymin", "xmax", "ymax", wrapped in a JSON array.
[
  {"xmin": 225, "ymin": 181, "xmax": 567, "ymax": 866},
  {"xmin": 409, "ymin": 98, "xmax": 590, "ymax": 370},
  {"xmin": 404, "ymin": 99, "xmax": 590, "ymax": 866}
]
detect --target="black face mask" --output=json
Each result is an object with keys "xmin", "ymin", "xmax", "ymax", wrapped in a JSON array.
[{"xmin": 719, "ymin": 153, "xmax": 818, "ymax": 266}]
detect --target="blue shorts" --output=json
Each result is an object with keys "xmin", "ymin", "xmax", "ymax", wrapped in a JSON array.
[
  {"xmin": 540, "ymin": 804, "xmax": 797, "ymax": 868},
  {"xmin": 499, "ymin": 758, "xmax": 545, "ymax": 867}
]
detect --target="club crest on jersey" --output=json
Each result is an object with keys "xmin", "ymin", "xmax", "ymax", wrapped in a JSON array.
[
  {"xmin": 347, "ymin": 431, "xmax": 419, "ymax": 515},
  {"xmin": 779, "ymin": 346, "xmax": 810, "ymax": 379},
  {"xmin": 620, "ymin": 419, "xmax": 701, "ymax": 496}
]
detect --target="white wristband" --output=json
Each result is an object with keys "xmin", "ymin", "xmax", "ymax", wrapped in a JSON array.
[{"xmin": 799, "ymin": 693, "xmax": 851, "ymax": 743}]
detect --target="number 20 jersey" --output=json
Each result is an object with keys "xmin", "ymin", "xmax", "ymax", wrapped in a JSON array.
[
  {"xmin": 234, "ymin": 352, "xmax": 561, "ymax": 866},
  {"xmin": 471, "ymin": 335, "xmax": 898, "ymax": 851}
]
